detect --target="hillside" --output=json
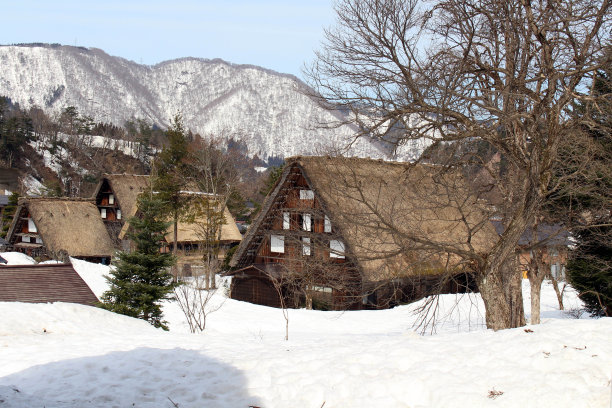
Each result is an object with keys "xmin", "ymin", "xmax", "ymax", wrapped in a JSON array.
[{"xmin": 0, "ymin": 44, "xmax": 392, "ymax": 161}]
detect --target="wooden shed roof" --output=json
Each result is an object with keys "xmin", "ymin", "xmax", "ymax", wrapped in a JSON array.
[
  {"xmin": 0, "ymin": 263, "xmax": 98, "ymax": 305},
  {"xmin": 7, "ymin": 198, "xmax": 115, "ymax": 258},
  {"xmin": 232, "ymin": 156, "xmax": 497, "ymax": 282}
]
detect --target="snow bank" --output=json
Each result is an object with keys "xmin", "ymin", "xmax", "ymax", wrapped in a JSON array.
[
  {"xmin": 0, "ymin": 252, "xmax": 37, "ymax": 265},
  {"xmin": 0, "ymin": 257, "xmax": 610, "ymax": 407}
]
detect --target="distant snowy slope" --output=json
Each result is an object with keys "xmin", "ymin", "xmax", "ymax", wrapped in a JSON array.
[{"xmin": 0, "ymin": 44, "xmax": 389, "ymax": 160}]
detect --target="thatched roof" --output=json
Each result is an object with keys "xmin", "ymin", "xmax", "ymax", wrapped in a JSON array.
[
  {"xmin": 102, "ymin": 174, "xmax": 242, "ymax": 244},
  {"xmin": 93, "ymin": 174, "xmax": 150, "ymax": 219},
  {"xmin": 7, "ymin": 198, "xmax": 115, "ymax": 258},
  {"xmin": 232, "ymin": 156, "xmax": 497, "ymax": 282},
  {"xmin": 0, "ymin": 263, "xmax": 98, "ymax": 305},
  {"xmin": 164, "ymin": 207, "xmax": 243, "ymax": 244}
]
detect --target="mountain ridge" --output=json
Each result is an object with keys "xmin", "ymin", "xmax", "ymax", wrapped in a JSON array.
[{"xmin": 1, "ymin": 44, "xmax": 389, "ymax": 160}]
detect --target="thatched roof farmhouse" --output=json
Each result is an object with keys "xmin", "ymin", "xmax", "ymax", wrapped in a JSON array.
[
  {"xmin": 6, "ymin": 197, "xmax": 115, "ymax": 263},
  {"xmin": 229, "ymin": 156, "xmax": 497, "ymax": 309}
]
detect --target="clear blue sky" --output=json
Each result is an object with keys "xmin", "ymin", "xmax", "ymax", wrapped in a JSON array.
[{"xmin": 2, "ymin": 0, "xmax": 336, "ymax": 78}]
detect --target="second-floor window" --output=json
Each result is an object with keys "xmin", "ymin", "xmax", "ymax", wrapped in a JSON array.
[
  {"xmin": 100, "ymin": 208, "xmax": 107, "ymax": 219},
  {"xmin": 270, "ymin": 234, "xmax": 285, "ymax": 253},
  {"xmin": 27, "ymin": 218, "xmax": 37, "ymax": 233},
  {"xmin": 283, "ymin": 212, "xmax": 290, "ymax": 230},
  {"xmin": 109, "ymin": 194, "xmax": 115, "ymax": 205},
  {"xmin": 330, "ymin": 240, "xmax": 345, "ymax": 259},
  {"xmin": 324, "ymin": 215, "xmax": 332, "ymax": 233},
  {"xmin": 302, "ymin": 213, "xmax": 312, "ymax": 231},
  {"xmin": 299, "ymin": 189, "xmax": 314, "ymax": 200}
]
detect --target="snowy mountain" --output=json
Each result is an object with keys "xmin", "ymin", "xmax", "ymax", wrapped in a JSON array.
[{"xmin": 0, "ymin": 44, "xmax": 392, "ymax": 160}]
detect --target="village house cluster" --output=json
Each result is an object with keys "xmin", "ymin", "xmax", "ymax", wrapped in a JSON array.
[{"xmin": 0, "ymin": 158, "xmax": 569, "ymax": 310}]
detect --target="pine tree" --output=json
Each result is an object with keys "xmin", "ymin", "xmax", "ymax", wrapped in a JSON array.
[
  {"xmin": 1, "ymin": 192, "xmax": 19, "ymax": 239},
  {"xmin": 565, "ymin": 59, "xmax": 612, "ymax": 317},
  {"xmin": 567, "ymin": 225, "xmax": 611, "ymax": 316},
  {"xmin": 101, "ymin": 194, "xmax": 177, "ymax": 329},
  {"xmin": 152, "ymin": 114, "xmax": 192, "ymax": 257}
]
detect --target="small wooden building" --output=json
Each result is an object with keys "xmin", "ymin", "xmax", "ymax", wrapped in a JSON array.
[
  {"xmin": 228, "ymin": 156, "xmax": 494, "ymax": 310},
  {"xmin": 5, "ymin": 197, "xmax": 115, "ymax": 263},
  {"xmin": 0, "ymin": 263, "xmax": 98, "ymax": 305}
]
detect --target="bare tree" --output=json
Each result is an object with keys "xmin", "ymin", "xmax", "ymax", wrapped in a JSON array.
[
  {"xmin": 189, "ymin": 135, "xmax": 240, "ymax": 289},
  {"xmin": 306, "ymin": 0, "xmax": 610, "ymax": 330},
  {"xmin": 173, "ymin": 275, "xmax": 224, "ymax": 333}
]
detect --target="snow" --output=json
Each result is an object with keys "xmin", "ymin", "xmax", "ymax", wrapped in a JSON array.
[
  {"xmin": 21, "ymin": 175, "xmax": 45, "ymax": 197},
  {"xmin": 0, "ymin": 45, "xmax": 401, "ymax": 161},
  {"xmin": 0, "ymin": 255, "xmax": 611, "ymax": 407},
  {"xmin": 0, "ymin": 252, "xmax": 36, "ymax": 265}
]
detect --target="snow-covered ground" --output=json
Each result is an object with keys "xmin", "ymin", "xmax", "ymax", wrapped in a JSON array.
[{"xmin": 1, "ymin": 252, "xmax": 611, "ymax": 407}]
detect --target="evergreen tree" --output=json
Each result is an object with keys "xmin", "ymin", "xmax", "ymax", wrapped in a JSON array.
[
  {"xmin": 0, "ymin": 192, "xmax": 19, "ymax": 239},
  {"xmin": 259, "ymin": 164, "xmax": 284, "ymax": 197},
  {"xmin": 101, "ymin": 194, "xmax": 177, "ymax": 329},
  {"xmin": 565, "ymin": 58, "xmax": 612, "ymax": 317},
  {"xmin": 0, "ymin": 97, "xmax": 32, "ymax": 167},
  {"xmin": 567, "ymin": 225, "xmax": 612, "ymax": 316},
  {"xmin": 152, "ymin": 114, "xmax": 192, "ymax": 256}
]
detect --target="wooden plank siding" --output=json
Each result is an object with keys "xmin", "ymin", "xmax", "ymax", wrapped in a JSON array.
[{"xmin": 229, "ymin": 163, "xmax": 361, "ymax": 310}]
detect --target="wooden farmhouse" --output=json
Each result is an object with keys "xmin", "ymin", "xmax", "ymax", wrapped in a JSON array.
[
  {"xmin": 5, "ymin": 197, "xmax": 115, "ymax": 263},
  {"xmin": 228, "ymin": 156, "xmax": 497, "ymax": 310},
  {"xmin": 0, "ymin": 263, "xmax": 98, "ymax": 305},
  {"xmin": 93, "ymin": 174, "xmax": 242, "ymax": 275}
]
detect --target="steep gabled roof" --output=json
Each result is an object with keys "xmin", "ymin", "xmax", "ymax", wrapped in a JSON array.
[
  {"xmin": 232, "ymin": 156, "xmax": 497, "ymax": 282},
  {"xmin": 0, "ymin": 263, "xmax": 98, "ymax": 305},
  {"xmin": 92, "ymin": 174, "xmax": 150, "ymax": 219},
  {"xmin": 6, "ymin": 198, "xmax": 115, "ymax": 258},
  {"xmin": 163, "ymin": 206, "xmax": 243, "ymax": 243}
]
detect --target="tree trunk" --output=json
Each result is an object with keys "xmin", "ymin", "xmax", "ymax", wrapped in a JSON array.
[
  {"xmin": 529, "ymin": 276, "xmax": 544, "ymax": 324},
  {"xmin": 477, "ymin": 258, "xmax": 525, "ymax": 330},
  {"xmin": 548, "ymin": 272, "xmax": 565, "ymax": 311},
  {"xmin": 305, "ymin": 288, "xmax": 313, "ymax": 310},
  {"xmin": 526, "ymin": 245, "xmax": 548, "ymax": 325},
  {"xmin": 478, "ymin": 272, "xmax": 511, "ymax": 330}
]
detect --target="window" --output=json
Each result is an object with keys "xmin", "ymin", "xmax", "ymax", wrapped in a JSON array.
[
  {"xmin": 302, "ymin": 237, "xmax": 311, "ymax": 256},
  {"xmin": 302, "ymin": 213, "xmax": 312, "ymax": 231},
  {"xmin": 35, "ymin": 236, "xmax": 43, "ymax": 244},
  {"xmin": 270, "ymin": 234, "xmax": 285, "ymax": 253},
  {"xmin": 28, "ymin": 218, "xmax": 37, "ymax": 233},
  {"xmin": 100, "ymin": 208, "xmax": 107, "ymax": 219},
  {"xmin": 109, "ymin": 194, "xmax": 115, "ymax": 205},
  {"xmin": 312, "ymin": 286, "xmax": 332, "ymax": 293},
  {"xmin": 22, "ymin": 235, "xmax": 30, "ymax": 243},
  {"xmin": 283, "ymin": 212, "xmax": 290, "ymax": 230},
  {"xmin": 324, "ymin": 215, "xmax": 332, "ymax": 233},
  {"xmin": 117, "ymin": 209, "xmax": 122, "ymax": 220},
  {"xmin": 330, "ymin": 240, "xmax": 345, "ymax": 259},
  {"xmin": 299, "ymin": 189, "xmax": 314, "ymax": 200}
]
